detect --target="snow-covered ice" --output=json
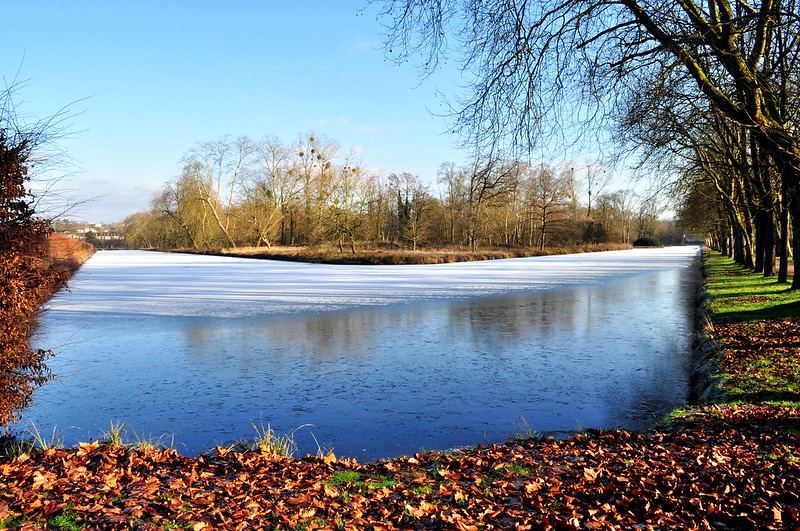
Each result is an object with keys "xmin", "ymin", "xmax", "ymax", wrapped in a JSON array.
[{"xmin": 46, "ymin": 246, "xmax": 700, "ymax": 319}]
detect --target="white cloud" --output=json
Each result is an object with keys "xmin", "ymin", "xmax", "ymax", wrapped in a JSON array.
[
  {"xmin": 357, "ymin": 124, "xmax": 382, "ymax": 134},
  {"xmin": 62, "ymin": 179, "xmax": 160, "ymax": 223}
]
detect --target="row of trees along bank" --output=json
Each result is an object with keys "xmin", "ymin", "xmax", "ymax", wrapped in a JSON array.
[
  {"xmin": 370, "ymin": 0, "xmax": 800, "ymax": 288},
  {"xmin": 123, "ymin": 134, "xmax": 675, "ymax": 252}
]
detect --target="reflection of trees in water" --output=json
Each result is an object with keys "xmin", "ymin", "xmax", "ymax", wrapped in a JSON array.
[
  {"xmin": 180, "ymin": 305, "xmax": 432, "ymax": 368},
  {"xmin": 182, "ymin": 289, "xmax": 586, "ymax": 369},
  {"xmin": 443, "ymin": 286, "xmax": 607, "ymax": 352},
  {"xmin": 455, "ymin": 294, "xmax": 571, "ymax": 339},
  {"xmin": 180, "ymin": 269, "xmax": 694, "ymax": 370},
  {"xmin": 177, "ymin": 266, "xmax": 699, "ymax": 438},
  {"xmin": 594, "ymin": 268, "xmax": 699, "ymax": 430}
]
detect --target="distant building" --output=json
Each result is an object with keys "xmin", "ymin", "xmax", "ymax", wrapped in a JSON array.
[{"xmin": 53, "ymin": 219, "xmax": 126, "ymax": 249}]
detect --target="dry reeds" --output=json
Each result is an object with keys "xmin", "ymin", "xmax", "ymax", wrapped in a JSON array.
[
  {"xmin": 210, "ymin": 242, "xmax": 633, "ymax": 265},
  {"xmin": 46, "ymin": 232, "xmax": 95, "ymax": 273}
]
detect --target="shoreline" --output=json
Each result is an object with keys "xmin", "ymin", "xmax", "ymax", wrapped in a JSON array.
[
  {"xmin": 174, "ymin": 242, "xmax": 634, "ymax": 265},
  {"xmin": 1, "ymin": 249, "xmax": 798, "ymax": 529},
  {"xmin": 688, "ymin": 253, "xmax": 725, "ymax": 405}
]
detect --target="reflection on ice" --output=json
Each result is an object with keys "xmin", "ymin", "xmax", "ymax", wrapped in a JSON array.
[{"xmin": 28, "ymin": 247, "xmax": 701, "ymax": 460}]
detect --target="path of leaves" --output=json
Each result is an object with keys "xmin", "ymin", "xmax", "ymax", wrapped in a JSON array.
[{"xmin": 1, "ymin": 404, "xmax": 798, "ymax": 530}]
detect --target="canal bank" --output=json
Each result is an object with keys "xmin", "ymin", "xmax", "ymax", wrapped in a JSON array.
[
  {"xmin": 1, "ymin": 249, "xmax": 798, "ymax": 529},
  {"xmin": 689, "ymin": 253, "xmax": 725, "ymax": 405}
]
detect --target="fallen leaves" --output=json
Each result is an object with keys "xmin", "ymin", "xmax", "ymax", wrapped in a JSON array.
[
  {"xmin": 714, "ymin": 319, "xmax": 800, "ymax": 400},
  {"xmin": 0, "ymin": 404, "xmax": 798, "ymax": 529}
]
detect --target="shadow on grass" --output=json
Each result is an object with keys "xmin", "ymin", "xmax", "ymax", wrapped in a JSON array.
[
  {"xmin": 711, "ymin": 291, "xmax": 785, "ymax": 301},
  {"xmin": 726, "ymin": 390, "xmax": 800, "ymax": 405},
  {"xmin": 673, "ymin": 404, "xmax": 800, "ymax": 435},
  {"xmin": 715, "ymin": 299, "xmax": 800, "ymax": 324}
]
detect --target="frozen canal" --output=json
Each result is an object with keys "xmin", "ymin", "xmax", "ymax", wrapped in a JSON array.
[{"xmin": 27, "ymin": 247, "xmax": 701, "ymax": 460}]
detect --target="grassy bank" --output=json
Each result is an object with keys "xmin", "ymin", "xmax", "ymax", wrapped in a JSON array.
[
  {"xmin": 0, "ymin": 250, "xmax": 798, "ymax": 529},
  {"xmin": 703, "ymin": 252, "xmax": 800, "ymax": 406},
  {"xmin": 195, "ymin": 242, "xmax": 633, "ymax": 265}
]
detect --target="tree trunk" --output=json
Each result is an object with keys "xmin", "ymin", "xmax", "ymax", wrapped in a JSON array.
[
  {"xmin": 731, "ymin": 221, "xmax": 743, "ymax": 264},
  {"xmin": 772, "ymin": 156, "xmax": 800, "ymax": 289},
  {"xmin": 717, "ymin": 226, "xmax": 728, "ymax": 256},
  {"xmin": 792, "ymin": 206, "xmax": 800, "ymax": 290},
  {"xmin": 762, "ymin": 213, "xmax": 775, "ymax": 277},
  {"xmin": 792, "ymin": 212, "xmax": 800, "ymax": 290},
  {"xmin": 778, "ymin": 201, "xmax": 789, "ymax": 284},
  {"xmin": 200, "ymin": 197, "xmax": 236, "ymax": 248},
  {"xmin": 753, "ymin": 212, "xmax": 765, "ymax": 274}
]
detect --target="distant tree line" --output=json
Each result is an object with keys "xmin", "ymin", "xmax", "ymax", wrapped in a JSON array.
[{"xmin": 123, "ymin": 134, "xmax": 672, "ymax": 252}]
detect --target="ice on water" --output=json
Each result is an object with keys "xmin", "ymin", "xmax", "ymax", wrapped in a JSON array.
[{"xmin": 45, "ymin": 247, "xmax": 700, "ymax": 319}]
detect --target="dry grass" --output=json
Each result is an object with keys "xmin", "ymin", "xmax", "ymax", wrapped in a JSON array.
[
  {"xmin": 207, "ymin": 242, "xmax": 633, "ymax": 265},
  {"xmin": 46, "ymin": 233, "xmax": 95, "ymax": 273}
]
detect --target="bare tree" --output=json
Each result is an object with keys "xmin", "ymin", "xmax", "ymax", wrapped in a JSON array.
[
  {"xmin": 292, "ymin": 133, "xmax": 339, "ymax": 244},
  {"xmin": 326, "ymin": 157, "xmax": 367, "ymax": 254},
  {"xmin": 584, "ymin": 163, "xmax": 611, "ymax": 219},
  {"xmin": 635, "ymin": 196, "xmax": 661, "ymax": 242},
  {"xmin": 464, "ymin": 157, "xmax": 519, "ymax": 250},
  {"xmin": 182, "ymin": 136, "xmax": 254, "ymax": 247},
  {"xmin": 608, "ymin": 190, "xmax": 638, "ymax": 244},
  {"xmin": 524, "ymin": 164, "xmax": 572, "ymax": 249},
  {"xmin": 389, "ymin": 172, "xmax": 430, "ymax": 250},
  {"xmin": 241, "ymin": 136, "xmax": 299, "ymax": 249},
  {"xmin": 436, "ymin": 162, "xmax": 466, "ymax": 244},
  {"xmin": 153, "ymin": 172, "xmax": 207, "ymax": 249},
  {"xmin": 361, "ymin": 173, "xmax": 391, "ymax": 242}
]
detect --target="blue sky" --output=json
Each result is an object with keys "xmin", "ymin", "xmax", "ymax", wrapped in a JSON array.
[{"xmin": 3, "ymin": 1, "xmax": 468, "ymax": 222}]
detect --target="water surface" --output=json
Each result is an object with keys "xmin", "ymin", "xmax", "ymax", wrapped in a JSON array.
[{"xmin": 27, "ymin": 248, "xmax": 700, "ymax": 460}]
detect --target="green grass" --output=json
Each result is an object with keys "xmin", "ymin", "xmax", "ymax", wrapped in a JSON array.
[
  {"xmin": 46, "ymin": 506, "xmax": 85, "ymax": 530},
  {"xmin": 294, "ymin": 520, "xmax": 327, "ymax": 531},
  {"xmin": 410, "ymin": 484, "xmax": 434, "ymax": 496},
  {"xmin": 0, "ymin": 421, "xmax": 177, "ymax": 461},
  {"xmin": 663, "ymin": 251, "xmax": 800, "ymax": 423},
  {"xmin": 132, "ymin": 430, "xmax": 175, "ymax": 451},
  {"xmin": 229, "ymin": 421, "xmax": 317, "ymax": 457},
  {"xmin": 327, "ymin": 470, "xmax": 364, "ymax": 487},
  {"xmin": 0, "ymin": 515, "xmax": 25, "ymax": 529},
  {"xmin": 0, "ymin": 436, "xmax": 34, "ymax": 459},
  {"xmin": 366, "ymin": 474, "xmax": 398, "ymax": 490},
  {"xmin": 102, "ymin": 420, "xmax": 126, "ymax": 447},
  {"xmin": 702, "ymin": 251, "xmax": 800, "ymax": 405},
  {"xmin": 705, "ymin": 253, "xmax": 799, "ymax": 323},
  {"xmin": 500, "ymin": 463, "xmax": 533, "ymax": 477},
  {"xmin": 160, "ymin": 521, "xmax": 192, "ymax": 530},
  {"xmin": 506, "ymin": 416, "xmax": 538, "ymax": 441},
  {"xmin": 47, "ymin": 513, "xmax": 85, "ymax": 531},
  {"xmin": 27, "ymin": 423, "xmax": 63, "ymax": 451}
]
